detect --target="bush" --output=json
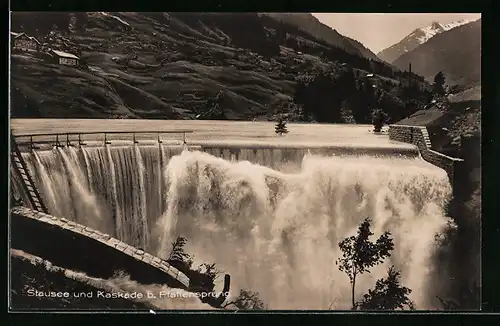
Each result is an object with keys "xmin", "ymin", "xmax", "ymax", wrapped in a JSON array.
[
  {"xmin": 222, "ymin": 289, "xmax": 267, "ymax": 310},
  {"xmin": 372, "ymin": 109, "xmax": 388, "ymax": 132},
  {"xmin": 275, "ymin": 118, "xmax": 289, "ymax": 135}
]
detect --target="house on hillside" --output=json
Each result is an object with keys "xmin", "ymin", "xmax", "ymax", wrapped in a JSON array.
[
  {"xmin": 11, "ymin": 32, "xmax": 41, "ymax": 52},
  {"xmin": 48, "ymin": 49, "xmax": 80, "ymax": 66}
]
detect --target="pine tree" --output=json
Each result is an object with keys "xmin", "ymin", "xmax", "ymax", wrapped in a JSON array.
[
  {"xmin": 432, "ymin": 71, "xmax": 446, "ymax": 96},
  {"xmin": 372, "ymin": 109, "xmax": 388, "ymax": 132},
  {"xmin": 275, "ymin": 118, "xmax": 289, "ymax": 136},
  {"xmin": 357, "ymin": 266, "xmax": 414, "ymax": 310},
  {"xmin": 167, "ymin": 236, "xmax": 194, "ymax": 269}
]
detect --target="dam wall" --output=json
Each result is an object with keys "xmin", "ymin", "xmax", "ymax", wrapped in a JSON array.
[
  {"xmin": 197, "ymin": 143, "xmax": 419, "ymax": 160},
  {"xmin": 9, "ymin": 133, "xmax": 455, "ymax": 309},
  {"xmin": 388, "ymin": 124, "xmax": 464, "ymax": 187},
  {"xmin": 10, "ymin": 206, "xmax": 189, "ymax": 289}
]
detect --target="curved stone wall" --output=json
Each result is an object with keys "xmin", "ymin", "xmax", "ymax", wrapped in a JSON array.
[
  {"xmin": 10, "ymin": 206, "xmax": 189, "ymax": 289},
  {"xmin": 388, "ymin": 124, "xmax": 464, "ymax": 186}
]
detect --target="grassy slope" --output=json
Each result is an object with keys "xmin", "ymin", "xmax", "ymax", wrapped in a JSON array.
[{"xmin": 10, "ymin": 12, "xmax": 400, "ymax": 120}]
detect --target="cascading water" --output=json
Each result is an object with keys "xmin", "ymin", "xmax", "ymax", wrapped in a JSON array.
[
  {"xmin": 22, "ymin": 145, "xmax": 185, "ymax": 249},
  {"xmin": 19, "ymin": 144, "xmax": 453, "ymax": 309}
]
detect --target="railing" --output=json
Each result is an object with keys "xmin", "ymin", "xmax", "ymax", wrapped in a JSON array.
[{"xmin": 12, "ymin": 130, "xmax": 194, "ymax": 149}]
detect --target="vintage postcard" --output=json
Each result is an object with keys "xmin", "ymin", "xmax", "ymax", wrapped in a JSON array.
[{"xmin": 9, "ymin": 12, "xmax": 481, "ymax": 312}]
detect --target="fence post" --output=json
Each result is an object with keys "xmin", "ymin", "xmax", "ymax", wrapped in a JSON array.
[
  {"xmin": 78, "ymin": 133, "xmax": 86, "ymax": 146},
  {"xmin": 158, "ymin": 132, "xmax": 162, "ymax": 144}
]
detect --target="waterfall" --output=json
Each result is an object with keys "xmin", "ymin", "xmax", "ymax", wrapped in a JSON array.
[
  {"xmin": 22, "ymin": 145, "xmax": 183, "ymax": 249},
  {"xmin": 21, "ymin": 145, "xmax": 453, "ymax": 309}
]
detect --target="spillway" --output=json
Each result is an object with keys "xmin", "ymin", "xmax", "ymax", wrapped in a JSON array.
[{"xmin": 15, "ymin": 144, "xmax": 453, "ymax": 310}]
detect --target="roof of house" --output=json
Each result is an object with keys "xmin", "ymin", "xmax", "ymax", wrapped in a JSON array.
[
  {"xmin": 11, "ymin": 32, "xmax": 41, "ymax": 44},
  {"xmin": 28, "ymin": 36, "xmax": 41, "ymax": 44},
  {"xmin": 50, "ymin": 49, "xmax": 80, "ymax": 60}
]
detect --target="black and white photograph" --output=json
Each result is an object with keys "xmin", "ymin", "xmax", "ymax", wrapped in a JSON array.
[{"xmin": 9, "ymin": 12, "xmax": 481, "ymax": 311}]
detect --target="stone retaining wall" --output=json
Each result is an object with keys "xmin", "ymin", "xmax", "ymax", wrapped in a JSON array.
[
  {"xmin": 10, "ymin": 206, "xmax": 189, "ymax": 289},
  {"xmin": 388, "ymin": 124, "xmax": 464, "ymax": 185}
]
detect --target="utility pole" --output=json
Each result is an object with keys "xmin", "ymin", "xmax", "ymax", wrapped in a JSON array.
[{"xmin": 408, "ymin": 62, "xmax": 412, "ymax": 87}]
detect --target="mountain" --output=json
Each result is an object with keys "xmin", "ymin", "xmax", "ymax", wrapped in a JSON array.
[
  {"xmin": 10, "ymin": 12, "xmax": 422, "ymax": 120},
  {"xmin": 260, "ymin": 13, "xmax": 380, "ymax": 61},
  {"xmin": 377, "ymin": 19, "xmax": 474, "ymax": 64},
  {"xmin": 391, "ymin": 19, "xmax": 481, "ymax": 87}
]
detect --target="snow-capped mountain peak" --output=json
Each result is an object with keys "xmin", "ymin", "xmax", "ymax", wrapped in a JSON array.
[
  {"xmin": 417, "ymin": 22, "xmax": 444, "ymax": 43},
  {"xmin": 377, "ymin": 19, "xmax": 475, "ymax": 63},
  {"xmin": 417, "ymin": 19, "xmax": 472, "ymax": 44},
  {"xmin": 441, "ymin": 19, "xmax": 473, "ymax": 30}
]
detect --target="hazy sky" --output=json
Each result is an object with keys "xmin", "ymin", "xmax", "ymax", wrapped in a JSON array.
[{"xmin": 312, "ymin": 13, "xmax": 481, "ymax": 53}]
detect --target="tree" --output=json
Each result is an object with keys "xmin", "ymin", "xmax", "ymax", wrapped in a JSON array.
[
  {"xmin": 196, "ymin": 263, "xmax": 222, "ymax": 283},
  {"xmin": 167, "ymin": 236, "xmax": 194, "ymax": 269},
  {"xmin": 275, "ymin": 118, "xmax": 289, "ymax": 136},
  {"xmin": 336, "ymin": 218, "xmax": 394, "ymax": 309},
  {"xmin": 372, "ymin": 109, "xmax": 388, "ymax": 132},
  {"xmin": 166, "ymin": 236, "xmax": 223, "ymax": 296},
  {"xmin": 293, "ymin": 65, "xmax": 343, "ymax": 123},
  {"xmin": 357, "ymin": 266, "xmax": 415, "ymax": 310},
  {"xmin": 222, "ymin": 289, "xmax": 267, "ymax": 310},
  {"xmin": 432, "ymin": 71, "xmax": 446, "ymax": 96}
]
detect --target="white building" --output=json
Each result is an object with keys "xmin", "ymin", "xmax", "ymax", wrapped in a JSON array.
[{"xmin": 49, "ymin": 49, "xmax": 80, "ymax": 66}]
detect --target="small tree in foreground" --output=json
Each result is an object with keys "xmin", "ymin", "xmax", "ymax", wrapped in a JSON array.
[
  {"xmin": 275, "ymin": 118, "xmax": 289, "ymax": 136},
  {"xmin": 167, "ymin": 236, "xmax": 194, "ymax": 269},
  {"xmin": 336, "ymin": 218, "xmax": 394, "ymax": 309},
  {"xmin": 357, "ymin": 266, "xmax": 415, "ymax": 310},
  {"xmin": 372, "ymin": 109, "xmax": 388, "ymax": 133},
  {"xmin": 222, "ymin": 289, "xmax": 267, "ymax": 310},
  {"xmin": 196, "ymin": 262, "xmax": 222, "ymax": 283}
]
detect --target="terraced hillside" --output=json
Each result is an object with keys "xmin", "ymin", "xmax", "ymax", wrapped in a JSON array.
[{"xmin": 11, "ymin": 12, "xmax": 428, "ymax": 121}]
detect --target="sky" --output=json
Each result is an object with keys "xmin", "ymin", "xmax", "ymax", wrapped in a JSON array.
[{"xmin": 312, "ymin": 13, "xmax": 481, "ymax": 54}]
